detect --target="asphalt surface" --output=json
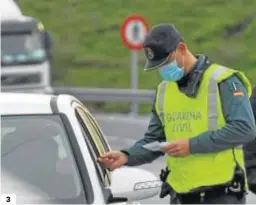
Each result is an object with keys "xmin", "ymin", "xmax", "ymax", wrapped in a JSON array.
[{"xmin": 94, "ymin": 114, "xmax": 256, "ymax": 204}]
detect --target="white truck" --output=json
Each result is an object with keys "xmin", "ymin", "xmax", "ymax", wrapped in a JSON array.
[{"xmin": 1, "ymin": 0, "xmax": 53, "ymax": 93}]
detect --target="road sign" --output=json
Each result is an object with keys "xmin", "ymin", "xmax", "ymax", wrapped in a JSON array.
[
  {"xmin": 120, "ymin": 15, "xmax": 149, "ymax": 115},
  {"xmin": 120, "ymin": 14, "xmax": 149, "ymax": 50}
]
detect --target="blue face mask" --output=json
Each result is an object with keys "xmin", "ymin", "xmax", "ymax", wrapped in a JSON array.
[{"xmin": 159, "ymin": 60, "xmax": 184, "ymax": 81}]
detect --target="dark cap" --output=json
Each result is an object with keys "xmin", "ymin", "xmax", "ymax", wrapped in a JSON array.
[{"xmin": 143, "ymin": 23, "xmax": 183, "ymax": 71}]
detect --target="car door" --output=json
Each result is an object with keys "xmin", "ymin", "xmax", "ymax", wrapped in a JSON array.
[
  {"xmin": 1, "ymin": 114, "xmax": 88, "ymax": 204},
  {"xmin": 72, "ymin": 102, "xmax": 111, "ymax": 189}
]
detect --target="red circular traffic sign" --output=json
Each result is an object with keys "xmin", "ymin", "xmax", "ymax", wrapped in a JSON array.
[{"xmin": 120, "ymin": 14, "xmax": 149, "ymax": 50}]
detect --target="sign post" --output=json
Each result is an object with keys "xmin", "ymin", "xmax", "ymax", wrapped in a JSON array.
[{"xmin": 120, "ymin": 15, "xmax": 149, "ymax": 115}]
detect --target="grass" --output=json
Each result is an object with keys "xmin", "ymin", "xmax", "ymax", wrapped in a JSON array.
[{"xmin": 18, "ymin": 0, "xmax": 256, "ymax": 113}]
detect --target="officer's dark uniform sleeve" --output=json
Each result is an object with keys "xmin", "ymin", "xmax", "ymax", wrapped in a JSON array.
[
  {"xmin": 189, "ymin": 75, "xmax": 256, "ymax": 153},
  {"xmin": 121, "ymin": 91, "xmax": 166, "ymax": 166},
  {"xmin": 250, "ymin": 85, "xmax": 256, "ymax": 121},
  {"xmin": 244, "ymin": 85, "xmax": 256, "ymax": 160},
  {"xmin": 243, "ymin": 86, "xmax": 256, "ymax": 194}
]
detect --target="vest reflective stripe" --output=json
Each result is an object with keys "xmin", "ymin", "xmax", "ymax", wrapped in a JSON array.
[
  {"xmin": 208, "ymin": 66, "xmax": 243, "ymax": 149},
  {"xmin": 208, "ymin": 66, "xmax": 229, "ymax": 130},
  {"xmin": 157, "ymin": 81, "xmax": 168, "ymax": 126}
]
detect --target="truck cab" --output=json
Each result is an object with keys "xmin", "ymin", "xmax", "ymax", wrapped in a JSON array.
[{"xmin": 1, "ymin": 0, "xmax": 53, "ymax": 93}]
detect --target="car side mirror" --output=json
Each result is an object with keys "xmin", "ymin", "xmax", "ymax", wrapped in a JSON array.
[{"xmin": 109, "ymin": 166, "xmax": 162, "ymax": 202}]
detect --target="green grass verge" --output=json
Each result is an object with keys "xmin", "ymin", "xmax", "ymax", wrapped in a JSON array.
[{"xmin": 18, "ymin": 0, "xmax": 256, "ymax": 113}]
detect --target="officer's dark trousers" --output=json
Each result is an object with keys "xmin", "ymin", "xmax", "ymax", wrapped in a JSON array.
[{"xmin": 170, "ymin": 193, "xmax": 246, "ymax": 204}]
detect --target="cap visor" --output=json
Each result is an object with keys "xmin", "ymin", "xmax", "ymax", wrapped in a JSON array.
[{"xmin": 144, "ymin": 57, "xmax": 168, "ymax": 72}]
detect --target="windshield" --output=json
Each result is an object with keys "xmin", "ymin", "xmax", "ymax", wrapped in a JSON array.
[
  {"xmin": 1, "ymin": 32, "xmax": 46, "ymax": 66},
  {"xmin": 1, "ymin": 115, "xmax": 86, "ymax": 204}
]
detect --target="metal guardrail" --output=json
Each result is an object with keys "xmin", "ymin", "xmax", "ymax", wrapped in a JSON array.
[
  {"xmin": 1, "ymin": 86, "xmax": 155, "ymax": 114},
  {"xmin": 1, "ymin": 85, "xmax": 49, "ymax": 93},
  {"xmin": 53, "ymin": 87, "xmax": 155, "ymax": 104},
  {"xmin": 3, "ymin": 82, "xmax": 256, "ymax": 114},
  {"xmin": 1, "ymin": 86, "xmax": 155, "ymax": 115}
]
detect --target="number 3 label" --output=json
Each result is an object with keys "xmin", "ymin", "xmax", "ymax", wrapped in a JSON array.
[{"xmin": 0, "ymin": 194, "xmax": 16, "ymax": 205}]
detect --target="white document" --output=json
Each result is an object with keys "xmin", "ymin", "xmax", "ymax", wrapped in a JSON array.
[{"xmin": 143, "ymin": 141, "xmax": 168, "ymax": 151}]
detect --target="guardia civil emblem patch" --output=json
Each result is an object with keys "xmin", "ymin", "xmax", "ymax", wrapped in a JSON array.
[{"xmin": 145, "ymin": 47, "xmax": 154, "ymax": 60}]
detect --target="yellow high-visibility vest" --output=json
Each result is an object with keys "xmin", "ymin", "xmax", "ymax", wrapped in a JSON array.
[{"xmin": 155, "ymin": 64, "xmax": 252, "ymax": 193}]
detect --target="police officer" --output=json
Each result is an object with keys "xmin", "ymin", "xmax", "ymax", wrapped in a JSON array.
[
  {"xmin": 98, "ymin": 24, "xmax": 256, "ymax": 204},
  {"xmin": 244, "ymin": 85, "xmax": 256, "ymax": 194}
]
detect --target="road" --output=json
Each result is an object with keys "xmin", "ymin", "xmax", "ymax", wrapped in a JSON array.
[{"xmin": 94, "ymin": 114, "xmax": 256, "ymax": 204}]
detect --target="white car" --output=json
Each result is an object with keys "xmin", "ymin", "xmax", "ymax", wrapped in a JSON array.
[{"xmin": 0, "ymin": 93, "xmax": 162, "ymax": 204}]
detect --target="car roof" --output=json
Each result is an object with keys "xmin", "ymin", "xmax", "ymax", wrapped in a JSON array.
[{"xmin": 0, "ymin": 92, "xmax": 78, "ymax": 115}]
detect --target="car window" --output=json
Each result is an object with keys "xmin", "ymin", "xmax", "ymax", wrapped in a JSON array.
[
  {"xmin": 1, "ymin": 115, "xmax": 86, "ymax": 204},
  {"xmin": 74, "ymin": 105, "xmax": 111, "ymax": 187},
  {"xmin": 86, "ymin": 113, "xmax": 111, "ymax": 152}
]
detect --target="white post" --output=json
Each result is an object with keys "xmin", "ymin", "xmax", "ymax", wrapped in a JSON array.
[{"xmin": 131, "ymin": 50, "xmax": 139, "ymax": 115}]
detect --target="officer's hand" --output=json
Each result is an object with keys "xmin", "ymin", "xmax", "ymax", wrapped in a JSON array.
[
  {"xmin": 161, "ymin": 139, "xmax": 190, "ymax": 157},
  {"xmin": 98, "ymin": 151, "xmax": 128, "ymax": 170}
]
